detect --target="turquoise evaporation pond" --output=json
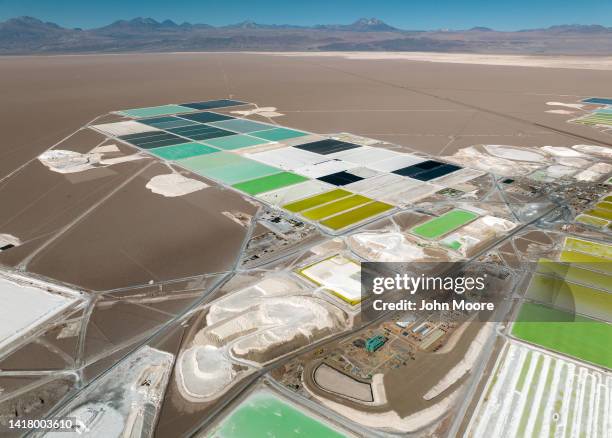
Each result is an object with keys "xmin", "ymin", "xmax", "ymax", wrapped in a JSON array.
[
  {"xmin": 250, "ymin": 127, "xmax": 310, "ymax": 141},
  {"xmin": 178, "ymin": 151, "xmax": 281, "ymax": 184},
  {"xmin": 209, "ymin": 118, "xmax": 275, "ymax": 133},
  {"xmin": 207, "ymin": 390, "xmax": 348, "ymax": 438}
]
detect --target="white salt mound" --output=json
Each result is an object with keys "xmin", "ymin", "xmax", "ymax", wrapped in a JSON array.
[
  {"xmin": 38, "ymin": 150, "xmax": 100, "ymax": 173},
  {"xmin": 146, "ymin": 174, "xmax": 208, "ymax": 197}
]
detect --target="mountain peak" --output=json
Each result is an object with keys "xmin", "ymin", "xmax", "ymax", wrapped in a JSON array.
[
  {"xmin": 160, "ymin": 19, "xmax": 179, "ymax": 27},
  {"xmin": 347, "ymin": 17, "xmax": 397, "ymax": 31},
  {"xmin": 4, "ymin": 16, "xmax": 62, "ymax": 29},
  {"xmin": 232, "ymin": 20, "xmax": 259, "ymax": 29},
  {"xmin": 120, "ymin": 17, "xmax": 161, "ymax": 26},
  {"xmin": 354, "ymin": 18, "xmax": 386, "ymax": 26},
  {"xmin": 99, "ymin": 17, "xmax": 184, "ymax": 33},
  {"xmin": 469, "ymin": 26, "xmax": 494, "ymax": 32},
  {"xmin": 7, "ymin": 16, "xmax": 43, "ymax": 25}
]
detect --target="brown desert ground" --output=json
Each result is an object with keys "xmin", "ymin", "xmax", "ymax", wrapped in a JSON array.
[{"xmin": 21, "ymin": 162, "xmax": 256, "ymax": 291}]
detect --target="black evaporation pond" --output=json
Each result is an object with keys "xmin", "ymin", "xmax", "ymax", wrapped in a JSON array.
[
  {"xmin": 120, "ymin": 132, "xmax": 187, "ymax": 149},
  {"xmin": 393, "ymin": 160, "xmax": 461, "ymax": 181},
  {"xmin": 412, "ymin": 164, "xmax": 461, "ymax": 181},
  {"xmin": 295, "ymin": 139, "xmax": 360, "ymax": 155},
  {"xmin": 177, "ymin": 112, "xmax": 235, "ymax": 123},
  {"xmin": 168, "ymin": 125, "xmax": 235, "ymax": 140},
  {"xmin": 180, "ymin": 99, "xmax": 247, "ymax": 110},
  {"xmin": 317, "ymin": 171, "xmax": 364, "ymax": 186}
]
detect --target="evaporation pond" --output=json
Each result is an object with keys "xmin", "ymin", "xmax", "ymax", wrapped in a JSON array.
[
  {"xmin": 207, "ymin": 390, "xmax": 347, "ymax": 438},
  {"xmin": 411, "ymin": 209, "xmax": 478, "ymax": 239}
]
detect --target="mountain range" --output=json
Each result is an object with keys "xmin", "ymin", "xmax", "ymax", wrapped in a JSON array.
[{"xmin": 1, "ymin": 16, "xmax": 611, "ymax": 55}]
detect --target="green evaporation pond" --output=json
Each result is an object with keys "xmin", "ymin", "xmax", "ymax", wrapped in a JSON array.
[
  {"xmin": 208, "ymin": 391, "xmax": 347, "ymax": 438},
  {"xmin": 411, "ymin": 209, "xmax": 478, "ymax": 239},
  {"xmin": 512, "ymin": 302, "xmax": 612, "ymax": 368}
]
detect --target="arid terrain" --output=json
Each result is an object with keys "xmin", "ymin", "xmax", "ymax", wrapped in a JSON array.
[
  {"xmin": 0, "ymin": 52, "xmax": 610, "ymax": 437},
  {"xmin": 2, "ymin": 51, "xmax": 612, "ymax": 180}
]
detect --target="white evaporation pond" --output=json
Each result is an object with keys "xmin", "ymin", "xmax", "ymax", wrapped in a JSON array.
[
  {"xmin": 246, "ymin": 147, "xmax": 323, "ymax": 170},
  {"xmin": 0, "ymin": 278, "xmax": 76, "ymax": 349},
  {"xmin": 91, "ymin": 121, "xmax": 159, "ymax": 137}
]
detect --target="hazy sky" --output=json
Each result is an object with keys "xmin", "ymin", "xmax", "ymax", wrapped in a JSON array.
[{"xmin": 1, "ymin": 0, "xmax": 611, "ymax": 30}]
